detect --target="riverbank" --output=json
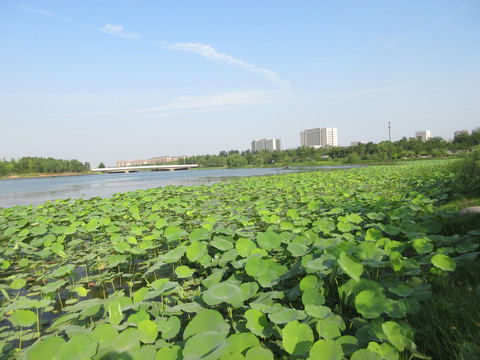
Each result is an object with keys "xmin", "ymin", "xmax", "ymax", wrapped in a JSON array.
[{"xmin": 1, "ymin": 171, "xmax": 95, "ymax": 180}]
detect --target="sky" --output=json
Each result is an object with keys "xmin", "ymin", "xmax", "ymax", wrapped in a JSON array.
[{"xmin": 1, "ymin": 1, "xmax": 479, "ymax": 167}]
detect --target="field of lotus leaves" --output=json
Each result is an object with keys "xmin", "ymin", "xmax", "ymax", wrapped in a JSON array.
[{"xmin": 0, "ymin": 162, "xmax": 478, "ymax": 359}]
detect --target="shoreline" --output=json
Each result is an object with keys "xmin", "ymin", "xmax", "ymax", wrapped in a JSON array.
[{"xmin": 1, "ymin": 172, "xmax": 96, "ymax": 180}]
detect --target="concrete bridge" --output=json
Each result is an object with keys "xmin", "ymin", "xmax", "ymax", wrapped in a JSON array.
[{"xmin": 91, "ymin": 164, "xmax": 199, "ymax": 173}]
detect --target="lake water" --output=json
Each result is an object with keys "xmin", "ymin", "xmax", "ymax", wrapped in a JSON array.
[{"xmin": 0, "ymin": 166, "xmax": 359, "ymax": 208}]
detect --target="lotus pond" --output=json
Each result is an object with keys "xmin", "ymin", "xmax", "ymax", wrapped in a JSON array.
[{"xmin": 0, "ymin": 162, "xmax": 478, "ymax": 359}]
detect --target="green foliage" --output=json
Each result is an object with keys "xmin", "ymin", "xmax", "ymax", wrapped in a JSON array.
[
  {"xmin": 0, "ymin": 156, "xmax": 90, "ymax": 175},
  {"xmin": 0, "ymin": 162, "xmax": 477, "ymax": 359}
]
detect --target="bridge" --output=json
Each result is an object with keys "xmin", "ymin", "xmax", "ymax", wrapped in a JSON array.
[{"xmin": 91, "ymin": 164, "xmax": 199, "ymax": 173}]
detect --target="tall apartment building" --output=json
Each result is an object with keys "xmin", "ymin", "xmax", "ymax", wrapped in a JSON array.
[
  {"xmin": 415, "ymin": 130, "xmax": 431, "ymax": 142},
  {"xmin": 251, "ymin": 138, "xmax": 281, "ymax": 152},
  {"xmin": 454, "ymin": 130, "xmax": 469, "ymax": 138},
  {"xmin": 300, "ymin": 128, "xmax": 338, "ymax": 147}
]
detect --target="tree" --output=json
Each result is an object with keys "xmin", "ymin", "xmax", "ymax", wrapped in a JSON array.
[{"xmin": 98, "ymin": 162, "xmax": 106, "ymax": 168}]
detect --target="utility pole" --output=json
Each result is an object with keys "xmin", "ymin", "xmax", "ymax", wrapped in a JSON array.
[{"xmin": 388, "ymin": 122, "xmax": 392, "ymax": 142}]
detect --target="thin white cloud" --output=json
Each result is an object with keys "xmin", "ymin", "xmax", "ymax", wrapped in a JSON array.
[
  {"xmin": 101, "ymin": 24, "xmax": 142, "ymax": 41},
  {"xmin": 165, "ymin": 42, "xmax": 290, "ymax": 91},
  {"xmin": 67, "ymin": 90, "xmax": 279, "ymax": 119}
]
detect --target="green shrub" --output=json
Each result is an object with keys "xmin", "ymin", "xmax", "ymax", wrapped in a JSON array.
[{"xmin": 450, "ymin": 147, "xmax": 480, "ymax": 193}]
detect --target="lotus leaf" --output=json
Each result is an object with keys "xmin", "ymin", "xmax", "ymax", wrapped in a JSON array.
[
  {"xmin": 186, "ymin": 240, "xmax": 207, "ymax": 262},
  {"xmin": 183, "ymin": 331, "xmax": 229, "ymax": 360},
  {"xmin": 9, "ymin": 309, "xmax": 37, "ymax": 327},
  {"xmin": 351, "ymin": 349, "xmax": 383, "ymax": 360},
  {"xmin": 268, "ymin": 308, "xmax": 306, "ymax": 325},
  {"xmin": 175, "ymin": 265, "xmax": 194, "ymax": 278},
  {"xmin": 431, "ymin": 254, "xmax": 456, "ymax": 271},
  {"xmin": 128, "ymin": 310, "xmax": 150, "ymax": 325},
  {"xmin": 244, "ymin": 346, "xmax": 274, "ymax": 360},
  {"xmin": 309, "ymin": 339, "xmax": 344, "ymax": 360},
  {"xmin": 203, "ymin": 281, "xmax": 245, "ymax": 307},
  {"xmin": 23, "ymin": 336, "xmax": 66, "ymax": 360},
  {"xmin": 256, "ymin": 231, "xmax": 282, "ymax": 251},
  {"xmin": 111, "ymin": 328, "xmax": 141, "ymax": 354},
  {"xmin": 244, "ymin": 309, "xmax": 270, "ymax": 338},
  {"xmin": 282, "ymin": 320, "xmax": 314, "ymax": 355},
  {"xmin": 338, "ymin": 252, "xmax": 363, "ymax": 281},
  {"xmin": 236, "ymin": 238, "xmax": 256, "ymax": 258},
  {"xmin": 157, "ymin": 316, "xmax": 181, "ymax": 339},
  {"xmin": 58, "ymin": 334, "xmax": 98, "ymax": 360},
  {"xmin": 137, "ymin": 319, "xmax": 158, "ymax": 343},
  {"xmin": 183, "ymin": 309, "xmax": 229, "ymax": 340},
  {"xmin": 10, "ymin": 278, "xmax": 26, "ymax": 290},
  {"xmin": 226, "ymin": 332, "xmax": 260, "ymax": 355},
  {"xmin": 155, "ymin": 345, "xmax": 182, "ymax": 360}
]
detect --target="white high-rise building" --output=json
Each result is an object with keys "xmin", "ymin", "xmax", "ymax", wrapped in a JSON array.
[
  {"xmin": 300, "ymin": 128, "xmax": 338, "ymax": 147},
  {"xmin": 251, "ymin": 138, "xmax": 281, "ymax": 152},
  {"xmin": 415, "ymin": 130, "xmax": 431, "ymax": 142}
]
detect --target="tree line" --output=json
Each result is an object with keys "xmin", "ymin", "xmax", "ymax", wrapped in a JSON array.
[
  {"xmin": 173, "ymin": 132, "xmax": 480, "ymax": 168},
  {"xmin": 0, "ymin": 157, "xmax": 90, "ymax": 176}
]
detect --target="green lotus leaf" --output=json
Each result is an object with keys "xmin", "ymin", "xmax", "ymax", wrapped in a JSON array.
[
  {"xmin": 336, "ymin": 335, "xmax": 359, "ymax": 356},
  {"xmin": 211, "ymin": 236, "xmax": 235, "ymax": 251},
  {"xmin": 41, "ymin": 279, "xmax": 66, "ymax": 294},
  {"xmin": 305, "ymin": 304, "xmax": 333, "ymax": 319},
  {"xmin": 133, "ymin": 287, "xmax": 149, "ymax": 303},
  {"xmin": 282, "ymin": 320, "xmax": 314, "ymax": 355},
  {"xmin": 203, "ymin": 281, "xmax": 245, "ymax": 307},
  {"xmin": 244, "ymin": 309, "xmax": 270, "ymax": 338},
  {"xmin": 91, "ymin": 323, "xmax": 119, "ymax": 349},
  {"xmin": 182, "ymin": 331, "xmax": 229, "ymax": 360},
  {"xmin": 186, "ymin": 240, "xmax": 207, "ymax": 262},
  {"xmin": 346, "ymin": 213, "xmax": 363, "ymax": 224},
  {"xmin": 226, "ymin": 332, "xmax": 260, "ymax": 354},
  {"xmin": 280, "ymin": 221, "xmax": 294, "ymax": 230},
  {"xmin": 10, "ymin": 278, "xmax": 27, "ymax": 290},
  {"xmin": 245, "ymin": 255, "xmax": 265, "ymax": 277},
  {"xmin": 299, "ymin": 275, "xmax": 318, "ymax": 291},
  {"xmin": 351, "ymin": 349, "xmax": 383, "ymax": 360},
  {"xmin": 302, "ymin": 288, "xmax": 325, "ymax": 306},
  {"xmin": 244, "ymin": 346, "xmax": 274, "ymax": 360},
  {"xmin": 107, "ymin": 254, "xmax": 127, "ymax": 267},
  {"xmin": 365, "ymin": 228, "xmax": 383, "ymax": 241},
  {"xmin": 236, "ymin": 238, "xmax": 257, "ymax": 258},
  {"xmin": 127, "ymin": 310, "xmax": 150, "ymax": 325},
  {"xmin": 256, "ymin": 231, "xmax": 282, "ymax": 251},
  {"xmin": 58, "ymin": 334, "xmax": 98, "ymax": 360},
  {"xmin": 157, "ymin": 316, "xmax": 181, "ymax": 340},
  {"xmin": 413, "ymin": 238, "xmax": 434, "ymax": 254},
  {"xmin": 175, "ymin": 265, "xmax": 194, "ymax": 278},
  {"xmin": 137, "ymin": 319, "xmax": 158, "ymax": 344},
  {"xmin": 130, "ymin": 345, "xmax": 157, "ymax": 360},
  {"xmin": 154, "ymin": 218, "xmax": 167, "ymax": 230},
  {"xmin": 316, "ymin": 315, "xmax": 345, "ymax": 340},
  {"xmin": 106, "ymin": 298, "xmax": 128, "ymax": 325},
  {"xmin": 164, "ymin": 225, "xmax": 187, "ymax": 241},
  {"xmin": 256, "ymin": 259, "xmax": 288, "ymax": 287},
  {"xmin": 240, "ymin": 282, "xmax": 259, "ymax": 300},
  {"xmin": 162, "ymin": 245, "xmax": 187, "ymax": 263},
  {"xmin": 74, "ymin": 286, "xmax": 88, "ymax": 297},
  {"xmin": 9, "ymin": 309, "xmax": 37, "ymax": 327},
  {"xmin": 367, "ymin": 341, "xmax": 399, "ymax": 360},
  {"xmin": 381, "ymin": 321, "xmax": 413, "ymax": 352},
  {"xmin": 287, "ymin": 241, "xmax": 310, "ymax": 257},
  {"xmin": 155, "ymin": 345, "xmax": 182, "ymax": 360},
  {"xmin": 113, "ymin": 241, "xmax": 131, "ymax": 253},
  {"xmin": 23, "ymin": 336, "xmax": 66, "ymax": 360},
  {"xmin": 219, "ymin": 353, "xmax": 244, "ymax": 360},
  {"xmin": 355, "ymin": 289, "xmax": 390, "ymax": 318},
  {"xmin": 337, "ymin": 221, "xmax": 352, "ymax": 233},
  {"xmin": 111, "ymin": 328, "xmax": 141, "ymax": 354},
  {"xmin": 309, "ymin": 339, "xmax": 344, "ymax": 360},
  {"xmin": 189, "ymin": 227, "xmax": 210, "ymax": 241},
  {"xmin": 431, "ymin": 254, "xmax": 456, "ymax": 271},
  {"xmin": 338, "ymin": 252, "xmax": 363, "ymax": 281},
  {"xmin": 268, "ymin": 308, "xmax": 306, "ymax": 325},
  {"xmin": 183, "ymin": 309, "xmax": 229, "ymax": 340}
]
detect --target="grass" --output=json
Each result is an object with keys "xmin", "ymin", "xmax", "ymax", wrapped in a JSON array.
[{"xmin": 409, "ymin": 193, "xmax": 480, "ymax": 360}]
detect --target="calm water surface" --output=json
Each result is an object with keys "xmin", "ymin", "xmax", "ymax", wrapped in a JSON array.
[{"xmin": 0, "ymin": 166, "xmax": 360, "ymax": 208}]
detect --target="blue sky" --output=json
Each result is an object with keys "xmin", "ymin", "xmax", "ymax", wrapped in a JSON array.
[{"xmin": 1, "ymin": 1, "xmax": 479, "ymax": 166}]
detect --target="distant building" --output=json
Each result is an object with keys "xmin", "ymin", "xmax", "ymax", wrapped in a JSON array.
[
  {"xmin": 300, "ymin": 128, "xmax": 338, "ymax": 147},
  {"xmin": 415, "ymin": 130, "xmax": 431, "ymax": 142},
  {"xmin": 117, "ymin": 156, "xmax": 185, "ymax": 167},
  {"xmin": 350, "ymin": 141, "xmax": 365, "ymax": 146},
  {"xmin": 251, "ymin": 138, "xmax": 281, "ymax": 152},
  {"xmin": 472, "ymin": 127, "xmax": 480, "ymax": 134},
  {"xmin": 454, "ymin": 130, "xmax": 469, "ymax": 138}
]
